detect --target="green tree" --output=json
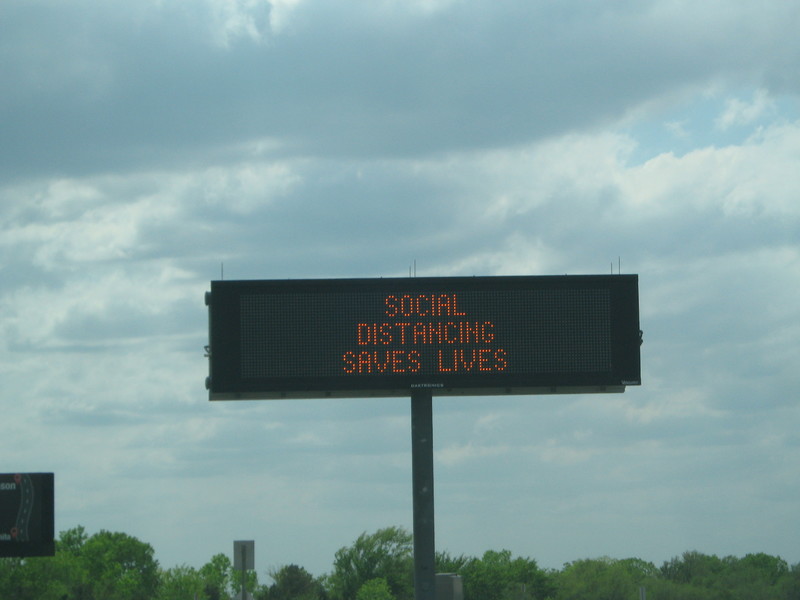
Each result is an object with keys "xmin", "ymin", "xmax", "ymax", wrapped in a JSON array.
[
  {"xmin": 356, "ymin": 578, "xmax": 395, "ymax": 600},
  {"xmin": 645, "ymin": 578, "xmax": 713, "ymax": 600},
  {"xmin": 709, "ymin": 553, "xmax": 788, "ymax": 600},
  {"xmin": 555, "ymin": 557, "xmax": 638, "ymax": 600},
  {"xmin": 660, "ymin": 551, "xmax": 725, "ymax": 587},
  {"xmin": 0, "ymin": 527, "xmax": 159, "ymax": 600},
  {"xmin": 58, "ymin": 525, "xmax": 89, "ymax": 555},
  {"xmin": 54, "ymin": 525, "xmax": 92, "ymax": 599},
  {"xmin": 81, "ymin": 529, "xmax": 160, "ymax": 600},
  {"xmin": 616, "ymin": 557, "xmax": 658, "ymax": 581},
  {"xmin": 435, "ymin": 551, "xmax": 474, "ymax": 575},
  {"xmin": 269, "ymin": 564, "xmax": 327, "ymax": 600},
  {"xmin": 734, "ymin": 552, "xmax": 788, "ymax": 585},
  {"xmin": 656, "ymin": 551, "xmax": 794, "ymax": 600},
  {"xmin": 201, "ymin": 553, "xmax": 234, "ymax": 600},
  {"xmin": 779, "ymin": 562, "xmax": 800, "ymax": 600},
  {"xmin": 460, "ymin": 550, "xmax": 553, "ymax": 600},
  {"xmin": 0, "ymin": 555, "xmax": 73, "ymax": 600},
  {"xmin": 158, "ymin": 564, "xmax": 205, "ymax": 600},
  {"xmin": 0, "ymin": 526, "xmax": 92, "ymax": 600},
  {"xmin": 328, "ymin": 527, "xmax": 413, "ymax": 600}
]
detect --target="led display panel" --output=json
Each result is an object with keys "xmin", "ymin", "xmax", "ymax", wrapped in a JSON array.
[
  {"xmin": 0, "ymin": 473, "xmax": 55, "ymax": 557},
  {"xmin": 206, "ymin": 275, "xmax": 641, "ymax": 399}
]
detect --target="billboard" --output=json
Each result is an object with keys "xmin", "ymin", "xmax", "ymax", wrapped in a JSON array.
[
  {"xmin": 206, "ymin": 274, "xmax": 641, "ymax": 399},
  {"xmin": 0, "ymin": 473, "xmax": 55, "ymax": 557}
]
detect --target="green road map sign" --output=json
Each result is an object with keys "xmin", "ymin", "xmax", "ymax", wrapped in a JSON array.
[{"xmin": 0, "ymin": 473, "xmax": 54, "ymax": 557}]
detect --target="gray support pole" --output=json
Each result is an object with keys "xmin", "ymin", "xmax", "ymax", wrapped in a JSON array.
[
  {"xmin": 411, "ymin": 389, "xmax": 436, "ymax": 600},
  {"xmin": 241, "ymin": 544, "xmax": 246, "ymax": 600}
]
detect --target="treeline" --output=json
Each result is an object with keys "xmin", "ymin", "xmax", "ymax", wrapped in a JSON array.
[{"xmin": 1, "ymin": 525, "xmax": 798, "ymax": 600}]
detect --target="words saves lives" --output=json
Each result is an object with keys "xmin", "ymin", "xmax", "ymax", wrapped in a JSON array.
[
  {"xmin": 341, "ymin": 293, "xmax": 509, "ymax": 375},
  {"xmin": 342, "ymin": 348, "xmax": 508, "ymax": 374}
]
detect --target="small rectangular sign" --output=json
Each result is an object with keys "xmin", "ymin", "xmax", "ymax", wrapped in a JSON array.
[
  {"xmin": 207, "ymin": 274, "xmax": 641, "ymax": 399},
  {"xmin": 234, "ymin": 540, "xmax": 255, "ymax": 570}
]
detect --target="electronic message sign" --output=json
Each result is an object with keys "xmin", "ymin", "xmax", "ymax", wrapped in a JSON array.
[
  {"xmin": 206, "ymin": 275, "xmax": 640, "ymax": 400},
  {"xmin": 0, "ymin": 473, "xmax": 55, "ymax": 557}
]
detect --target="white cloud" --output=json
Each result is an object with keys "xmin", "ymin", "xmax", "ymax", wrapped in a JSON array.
[
  {"xmin": 207, "ymin": 0, "xmax": 304, "ymax": 45},
  {"xmin": 197, "ymin": 162, "xmax": 302, "ymax": 213},
  {"xmin": 538, "ymin": 438, "xmax": 596, "ymax": 466},
  {"xmin": 716, "ymin": 89, "xmax": 777, "ymax": 130},
  {"xmin": 438, "ymin": 442, "xmax": 511, "ymax": 467},
  {"xmin": 623, "ymin": 120, "xmax": 800, "ymax": 219},
  {"xmin": 5, "ymin": 0, "xmax": 800, "ymax": 179},
  {"xmin": 665, "ymin": 119, "xmax": 691, "ymax": 139}
]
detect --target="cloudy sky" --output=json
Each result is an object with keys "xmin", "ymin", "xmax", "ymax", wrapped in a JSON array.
[{"xmin": 2, "ymin": 0, "xmax": 799, "ymax": 578}]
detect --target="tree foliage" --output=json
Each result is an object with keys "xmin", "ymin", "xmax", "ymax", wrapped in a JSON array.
[
  {"xmin": 269, "ymin": 563, "xmax": 327, "ymax": 600},
  {"xmin": 201, "ymin": 552, "xmax": 234, "ymax": 600},
  {"xmin": 654, "ymin": 550, "xmax": 793, "ymax": 600},
  {"xmin": 435, "ymin": 550, "xmax": 473, "ymax": 575},
  {"xmin": 0, "ymin": 526, "xmax": 158, "ymax": 600},
  {"xmin": 328, "ymin": 526, "xmax": 413, "ymax": 600},
  {"xmin": 157, "ymin": 564, "xmax": 205, "ymax": 600},
  {"xmin": 458, "ymin": 549, "xmax": 554, "ymax": 600},
  {"xmin": 356, "ymin": 578, "xmax": 395, "ymax": 600},
  {"xmin": 0, "ymin": 524, "xmax": 798, "ymax": 600},
  {"xmin": 80, "ymin": 529, "xmax": 160, "ymax": 600},
  {"xmin": 555, "ymin": 557, "xmax": 642, "ymax": 600}
]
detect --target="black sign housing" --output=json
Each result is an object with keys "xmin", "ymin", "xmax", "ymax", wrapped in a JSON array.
[{"xmin": 207, "ymin": 275, "xmax": 641, "ymax": 399}]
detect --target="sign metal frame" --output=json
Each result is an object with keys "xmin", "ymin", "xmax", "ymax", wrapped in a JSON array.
[{"xmin": 206, "ymin": 274, "xmax": 641, "ymax": 400}]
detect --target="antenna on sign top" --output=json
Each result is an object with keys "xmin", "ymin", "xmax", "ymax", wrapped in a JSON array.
[
  {"xmin": 221, "ymin": 262, "xmax": 224, "ymax": 280},
  {"xmin": 618, "ymin": 256, "xmax": 621, "ymax": 274},
  {"xmin": 409, "ymin": 260, "xmax": 417, "ymax": 277}
]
